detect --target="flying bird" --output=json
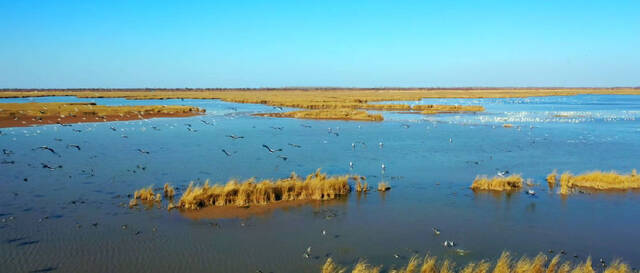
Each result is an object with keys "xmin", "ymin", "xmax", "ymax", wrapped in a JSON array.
[
  {"xmin": 226, "ymin": 135, "xmax": 244, "ymax": 140},
  {"xmin": 136, "ymin": 149, "xmax": 150, "ymax": 154},
  {"xmin": 287, "ymin": 143, "xmax": 301, "ymax": 148},
  {"xmin": 262, "ymin": 144, "xmax": 282, "ymax": 153},
  {"xmin": 66, "ymin": 144, "xmax": 81, "ymax": 151},
  {"xmin": 33, "ymin": 146, "xmax": 59, "ymax": 156},
  {"xmin": 277, "ymin": 155, "xmax": 288, "ymax": 161},
  {"xmin": 221, "ymin": 149, "xmax": 233, "ymax": 157}
]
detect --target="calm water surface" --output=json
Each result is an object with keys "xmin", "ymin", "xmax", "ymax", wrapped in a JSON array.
[{"xmin": 1, "ymin": 95, "xmax": 639, "ymax": 272}]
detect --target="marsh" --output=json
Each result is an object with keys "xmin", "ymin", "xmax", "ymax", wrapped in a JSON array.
[{"xmin": 1, "ymin": 93, "xmax": 639, "ymax": 272}]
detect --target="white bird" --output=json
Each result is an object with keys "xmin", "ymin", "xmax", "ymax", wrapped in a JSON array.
[
  {"xmin": 322, "ymin": 230, "xmax": 327, "ymax": 236},
  {"xmin": 379, "ymin": 142, "xmax": 383, "ymax": 148},
  {"xmin": 432, "ymin": 227, "xmax": 441, "ymax": 235},
  {"xmin": 443, "ymin": 241, "xmax": 455, "ymax": 247},
  {"xmin": 527, "ymin": 189, "xmax": 536, "ymax": 196},
  {"xmin": 449, "ymin": 138, "xmax": 453, "ymax": 143},
  {"xmin": 381, "ymin": 164, "xmax": 386, "ymax": 172},
  {"xmin": 349, "ymin": 162, "xmax": 354, "ymax": 169},
  {"xmin": 352, "ymin": 143, "xmax": 356, "ymax": 149}
]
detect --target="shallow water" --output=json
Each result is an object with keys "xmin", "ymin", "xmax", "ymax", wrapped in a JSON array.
[{"xmin": 1, "ymin": 95, "xmax": 639, "ymax": 272}]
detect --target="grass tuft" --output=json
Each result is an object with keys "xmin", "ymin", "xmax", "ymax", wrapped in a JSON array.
[
  {"xmin": 177, "ymin": 169, "xmax": 351, "ymax": 209},
  {"xmin": 547, "ymin": 170, "xmax": 558, "ymax": 189},
  {"xmin": 377, "ymin": 182, "xmax": 391, "ymax": 192},
  {"xmin": 555, "ymin": 170, "xmax": 640, "ymax": 195},
  {"xmin": 471, "ymin": 175, "xmax": 523, "ymax": 191},
  {"xmin": 163, "ymin": 183, "xmax": 175, "ymax": 198}
]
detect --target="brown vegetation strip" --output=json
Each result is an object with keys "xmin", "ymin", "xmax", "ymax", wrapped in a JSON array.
[
  {"xmin": 255, "ymin": 109, "xmax": 383, "ymax": 121},
  {"xmin": 322, "ymin": 251, "xmax": 631, "ymax": 273},
  {"xmin": 5, "ymin": 88, "xmax": 636, "ymax": 121},
  {"xmin": 547, "ymin": 170, "xmax": 640, "ymax": 195},
  {"xmin": 0, "ymin": 102, "xmax": 205, "ymax": 128}
]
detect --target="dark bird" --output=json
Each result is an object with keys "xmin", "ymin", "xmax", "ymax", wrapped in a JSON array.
[
  {"xmin": 226, "ymin": 134, "xmax": 245, "ymax": 140},
  {"xmin": 200, "ymin": 120, "xmax": 212, "ymax": 125},
  {"xmin": 109, "ymin": 126, "xmax": 117, "ymax": 131},
  {"xmin": 53, "ymin": 138, "xmax": 63, "ymax": 142},
  {"xmin": 41, "ymin": 163, "xmax": 62, "ymax": 170},
  {"xmin": 57, "ymin": 122, "xmax": 72, "ymax": 127},
  {"xmin": 185, "ymin": 123, "xmax": 192, "ymax": 127},
  {"xmin": 270, "ymin": 126, "xmax": 283, "ymax": 130},
  {"xmin": 33, "ymin": 146, "xmax": 59, "ymax": 156},
  {"xmin": 151, "ymin": 126, "xmax": 161, "ymax": 131},
  {"xmin": 2, "ymin": 149, "xmax": 14, "ymax": 156},
  {"xmin": 72, "ymin": 129, "xmax": 82, "ymax": 133},
  {"xmin": 262, "ymin": 144, "xmax": 282, "ymax": 153},
  {"xmin": 66, "ymin": 144, "xmax": 81, "ymax": 151},
  {"xmin": 401, "ymin": 123, "xmax": 411, "ymax": 128},
  {"xmin": 288, "ymin": 143, "xmax": 301, "ymax": 148},
  {"xmin": 1, "ymin": 160, "xmax": 15, "ymax": 164},
  {"xmin": 136, "ymin": 149, "xmax": 150, "ymax": 154},
  {"xmin": 187, "ymin": 127, "xmax": 198, "ymax": 132},
  {"xmin": 221, "ymin": 149, "xmax": 233, "ymax": 157},
  {"xmin": 301, "ymin": 124, "xmax": 312, "ymax": 128},
  {"xmin": 277, "ymin": 155, "xmax": 288, "ymax": 161}
]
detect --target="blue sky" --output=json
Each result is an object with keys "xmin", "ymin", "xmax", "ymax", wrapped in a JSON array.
[{"xmin": 1, "ymin": 0, "xmax": 639, "ymax": 88}]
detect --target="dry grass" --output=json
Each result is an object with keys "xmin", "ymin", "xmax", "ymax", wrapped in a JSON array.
[
  {"xmin": 377, "ymin": 182, "xmax": 391, "ymax": 192},
  {"xmin": 130, "ymin": 186, "xmax": 162, "ymax": 207},
  {"xmin": 502, "ymin": 124, "xmax": 514, "ymax": 128},
  {"xmin": 413, "ymin": 104, "xmax": 485, "ymax": 114},
  {"xmin": 470, "ymin": 175, "xmax": 524, "ymax": 191},
  {"xmin": 321, "ymin": 252, "xmax": 632, "ymax": 273},
  {"xmin": 163, "ymin": 183, "xmax": 175, "ymax": 198},
  {"xmin": 0, "ymin": 102, "xmax": 204, "ymax": 127},
  {"xmin": 256, "ymin": 109, "xmax": 383, "ymax": 121},
  {"xmin": 557, "ymin": 170, "xmax": 640, "ymax": 195},
  {"xmin": 547, "ymin": 170, "xmax": 558, "ymax": 189},
  {"xmin": 355, "ymin": 177, "xmax": 369, "ymax": 193},
  {"xmin": 177, "ymin": 169, "xmax": 351, "ymax": 209},
  {"xmin": 6, "ymin": 88, "xmax": 635, "ymax": 122}
]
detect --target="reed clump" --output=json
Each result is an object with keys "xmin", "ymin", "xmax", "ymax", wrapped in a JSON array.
[
  {"xmin": 547, "ymin": 170, "xmax": 558, "ymax": 189},
  {"xmin": 377, "ymin": 182, "xmax": 391, "ymax": 192},
  {"xmin": 163, "ymin": 183, "xmax": 175, "ymax": 198},
  {"xmin": 321, "ymin": 252, "xmax": 631, "ymax": 273},
  {"xmin": 557, "ymin": 169, "xmax": 640, "ymax": 195},
  {"xmin": 470, "ymin": 175, "xmax": 523, "ymax": 191},
  {"xmin": 130, "ymin": 186, "xmax": 162, "ymax": 207},
  {"xmin": 355, "ymin": 177, "xmax": 369, "ymax": 193},
  {"xmin": 177, "ymin": 169, "xmax": 351, "ymax": 210}
]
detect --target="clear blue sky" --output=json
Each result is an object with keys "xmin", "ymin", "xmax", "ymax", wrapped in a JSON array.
[{"xmin": 1, "ymin": 0, "xmax": 639, "ymax": 88}]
